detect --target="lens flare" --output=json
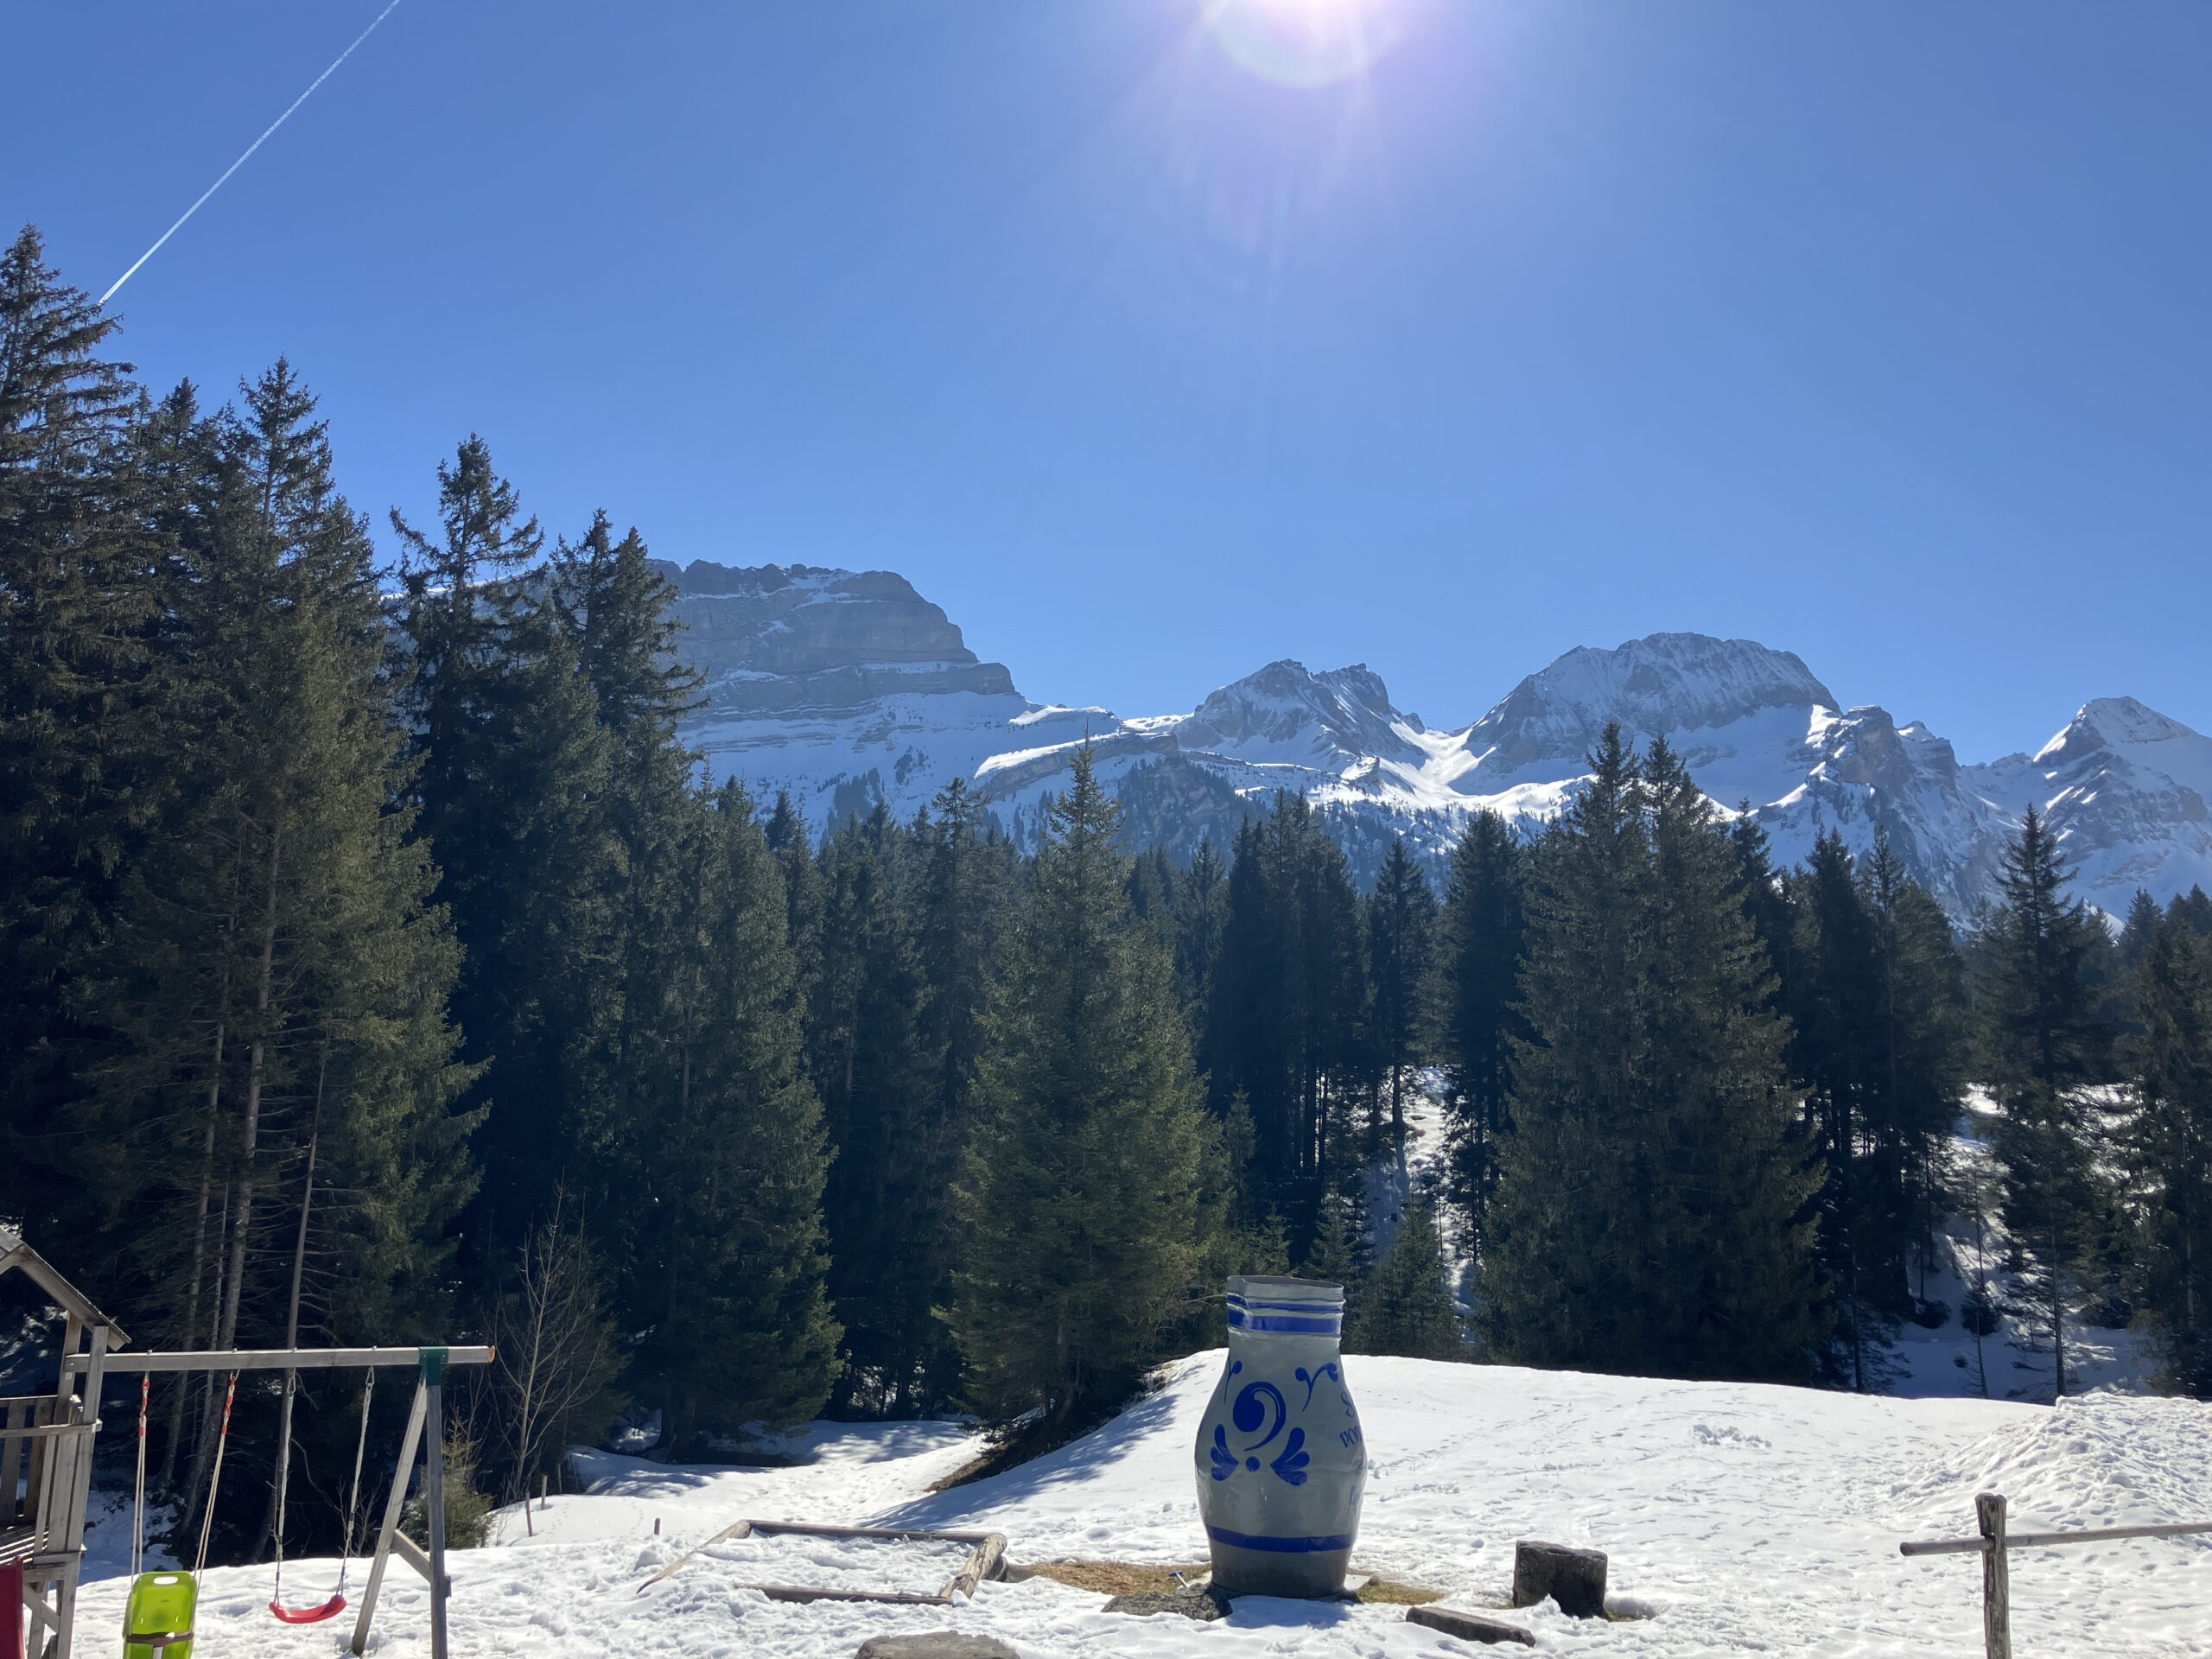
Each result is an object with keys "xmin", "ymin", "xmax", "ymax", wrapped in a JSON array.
[{"xmin": 1205, "ymin": 0, "xmax": 1408, "ymax": 89}]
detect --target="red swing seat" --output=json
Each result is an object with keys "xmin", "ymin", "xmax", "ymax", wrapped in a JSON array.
[{"xmin": 269, "ymin": 1592, "xmax": 347, "ymax": 1624}]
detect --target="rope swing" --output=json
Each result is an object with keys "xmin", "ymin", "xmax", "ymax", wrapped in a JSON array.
[{"xmin": 269, "ymin": 1370, "xmax": 376, "ymax": 1624}]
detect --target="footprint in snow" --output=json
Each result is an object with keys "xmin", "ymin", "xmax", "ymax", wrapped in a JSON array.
[{"xmin": 1693, "ymin": 1423, "xmax": 1770, "ymax": 1449}]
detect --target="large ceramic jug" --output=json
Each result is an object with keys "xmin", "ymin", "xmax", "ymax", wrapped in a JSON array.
[{"xmin": 1192, "ymin": 1274, "xmax": 1365, "ymax": 1598}]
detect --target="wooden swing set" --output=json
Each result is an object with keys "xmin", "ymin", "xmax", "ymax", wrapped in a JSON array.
[{"xmin": 2, "ymin": 1228, "xmax": 490, "ymax": 1659}]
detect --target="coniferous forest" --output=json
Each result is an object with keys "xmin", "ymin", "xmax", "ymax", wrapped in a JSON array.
[{"xmin": 8, "ymin": 226, "xmax": 2212, "ymax": 1562}]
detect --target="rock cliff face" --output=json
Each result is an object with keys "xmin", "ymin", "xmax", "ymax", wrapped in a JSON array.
[
  {"xmin": 657, "ymin": 562, "xmax": 1014, "ymax": 714},
  {"xmin": 663, "ymin": 561, "xmax": 2209, "ymax": 918}
]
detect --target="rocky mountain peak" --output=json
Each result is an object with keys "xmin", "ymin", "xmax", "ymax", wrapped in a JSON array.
[
  {"xmin": 2035, "ymin": 696, "xmax": 2206, "ymax": 767},
  {"xmin": 656, "ymin": 560, "xmax": 1015, "ymax": 717},
  {"xmin": 1463, "ymin": 632, "xmax": 1839, "ymax": 776},
  {"xmin": 1179, "ymin": 659, "xmax": 1426, "ymax": 767}
]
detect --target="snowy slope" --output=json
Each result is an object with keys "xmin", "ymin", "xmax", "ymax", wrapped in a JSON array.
[
  {"xmin": 663, "ymin": 562, "xmax": 2211, "ymax": 915},
  {"xmin": 79, "ymin": 1357, "xmax": 2212, "ymax": 1657}
]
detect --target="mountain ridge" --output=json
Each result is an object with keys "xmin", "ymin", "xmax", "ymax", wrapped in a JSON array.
[{"xmin": 652, "ymin": 558, "xmax": 2210, "ymax": 918}]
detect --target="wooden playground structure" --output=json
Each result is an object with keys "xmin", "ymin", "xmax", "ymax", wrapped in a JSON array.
[{"xmin": 2, "ymin": 1225, "xmax": 490, "ymax": 1659}]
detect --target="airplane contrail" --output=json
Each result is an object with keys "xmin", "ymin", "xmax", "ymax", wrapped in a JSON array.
[{"xmin": 99, "ymin": 0, "xmax": 407, "ymax": 307}]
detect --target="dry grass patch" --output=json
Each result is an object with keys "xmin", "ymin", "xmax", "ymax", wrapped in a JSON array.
[
  {"xmin": 1007, "ymin": 1560, "xmax": 1209, "ymax": 1596},
  {"xmin": 1357, "ymin": 1576, "xmax": 1446, "ymax": 1605},
  {"xmin": 1007, "ymin": 1560, "xmax": 1443, "ymax": 1605}
]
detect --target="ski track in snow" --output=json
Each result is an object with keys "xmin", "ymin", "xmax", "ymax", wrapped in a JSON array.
[{"xmin": 77, "ymin": 1355, "xmax": 2212, "ymax": 1658}]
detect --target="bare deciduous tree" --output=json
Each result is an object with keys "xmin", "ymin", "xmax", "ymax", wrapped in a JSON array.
[{"xmin": 491, "ymin": 1192, "xmax": 622, "ymax": 1524}]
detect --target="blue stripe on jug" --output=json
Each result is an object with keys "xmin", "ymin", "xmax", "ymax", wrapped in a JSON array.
[
  {"xmin": 1224, "ymin": 1306, "xmax": 1341, "ymax": 1334},
  {"xmin": 1205, "ymin": 1524, "xmax": 1356, "ymax": 1553},
  {"xmin": 1225, "ymin": 1294, "xmax": 1343, "ymax": 1313}
]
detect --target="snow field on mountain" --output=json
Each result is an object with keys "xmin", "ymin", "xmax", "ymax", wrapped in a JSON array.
[{"xmin": 78, "ymin": 1354, "xmax": 2212, "ymax": 1658}]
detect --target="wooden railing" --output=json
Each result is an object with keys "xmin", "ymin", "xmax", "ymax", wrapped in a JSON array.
[{"xmin": 1900, "ymin": 1491, "xmax": 2212, "ymax": 1659}]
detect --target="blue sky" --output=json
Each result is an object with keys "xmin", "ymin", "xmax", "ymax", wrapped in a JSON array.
[{"xmin": 10, "ymin": 1, "xmax": 2209, "ymax": 758}]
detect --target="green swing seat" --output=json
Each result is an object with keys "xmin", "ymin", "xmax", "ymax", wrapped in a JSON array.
[{"xmin": 122, "ymin": 1569, "xmax": 198, "ymax": 1659}]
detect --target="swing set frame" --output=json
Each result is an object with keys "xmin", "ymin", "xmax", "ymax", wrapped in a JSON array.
[
  {"xmin": 70, "ymin": 1344, "xmax": 493, "ymax": 1659},
  {"xmin": 5, "ymin": 1233, "xmax": 491, "ymax": 1659}
]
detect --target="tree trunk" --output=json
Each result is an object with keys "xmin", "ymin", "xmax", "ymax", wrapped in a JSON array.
[
  {"xmin": 2050, "ymin": 1215, "xmax": 2066, "ymax": 1402},
  {"xmin": 255, "ymin": 1057, "xmax": 322, "ymax": 1561},
  {"xmin": 179, "ymin": 1181, "xmax": 232, "ymax": 1543},
  {"xmin": 162, "ymin": 1050, "xmax": 226, "ymax": 1486},
  {"xmin": 216, "ymin": 826, "xmax": 282, "ymax": 1357}
]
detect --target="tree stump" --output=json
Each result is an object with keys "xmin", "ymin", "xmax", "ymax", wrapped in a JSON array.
[{"xmin": 1510, "ymin": 1540, "xmax": 1608, "ymax": 1618}]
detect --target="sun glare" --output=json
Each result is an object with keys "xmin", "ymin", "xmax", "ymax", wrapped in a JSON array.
[{"xmin": 1205, "ymin": 0, "xmax": 1408, "ymax": 89}]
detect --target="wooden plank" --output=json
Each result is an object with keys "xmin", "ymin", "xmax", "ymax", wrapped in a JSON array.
[
  {"xmin": 752, "ymin": 1586, "xmax": 951, "ymax": 1606},
  {"xmin": 68, "ymin": 1346, "xmax": 493, "ymax": 1375},
  {"xmin": 1904, "ymin": 1517, "xmax": 2212, "ymax": 1556},
  {"xmin": 391, "ymin": 1529, "xmax": 444, "ymax": 1592},
  {"xmin": 634, "ymin": 1521, "xmax": 753, "ymax": 1594},
  {"xmin": 1979, "ymin": 1493, "xmax": 2010, "ymax": 1659},
  {"xmin": 745, "ymin": 1521, "xmax": 1000, "ymax": 1545}
]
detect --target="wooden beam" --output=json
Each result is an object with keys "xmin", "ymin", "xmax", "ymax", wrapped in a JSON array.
[
  {"xmin": 391, "ymin": 1529, "xmax": 444, "ymax": 1592},
  {"xmin": 0, "ymin": 1232, "xmax": 129, "ymax": 1345},
  {"xmin": 68, "ymin": 1346, "xmax": 492, "ymax": 1375},
  {"xmin": 424, "ymin": 1376, "xmax": 449, "ymax": 1659},
  {"xmin": 349, "ymin": 1381, "xmax": 429, "ymax": 1658},
  {"xmin": 634, "ymin": 1521, "xmax": 753, "ymax": 1594},
  {"xmin": 1902, "ymin": 1517, "xmax": 2212, "ymax": 1556},
  {"xmin": 752, "ymin": 1586, "xmax": 952, "ymax": 1606}
]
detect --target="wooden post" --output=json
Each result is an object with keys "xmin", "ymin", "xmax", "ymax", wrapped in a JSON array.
[
  {"xmin": 349, "ymin": 1379, "xmax": 428, "ymax": 1657},
  {"xmin": 1978, "ymin": 1492, "xmax": 2010, "ymax": 1659},
  {"xmin": 422, "ymin": 1348, "xmax": 449, "ymax": 1659}
]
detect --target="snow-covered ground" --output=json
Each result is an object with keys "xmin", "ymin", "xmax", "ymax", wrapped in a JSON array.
[{"xmin": 77, "ymin": 1352, "xmax": 2212, "ymax": 1657}]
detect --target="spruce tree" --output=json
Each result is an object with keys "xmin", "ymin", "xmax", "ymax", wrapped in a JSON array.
[
  {"xmin": 1349, "ymin": 1204, "xmax": 1463, "ymax": 1359},
  {"xmin": 79, "ymin": 365, "xmax": 476, "ymax": 1515},
  {"xmin": 1173, "ymin": 836, "xmax": 1228, "ymax": 1061},
  {"xmin": 392, "ymin": 442, "xmax": 623, "ymax": 1263},
  {"xmin": 906, "ymin": 778, "xmax": 1014, "ymax": 1408},
  {"xmin": 955, "ymin": 747, "xmax": 1219, "ymax": 1425},
  {"xmin": 0, "ymin": 226, "xmax": 166, "ymax": 1243},
  {"xmin": 1206, "ymin": 795, "xmax": 1368, "ymax": 1243},
  {"xmin": 2120, "ymin": 914, "xmax": 2212, "ymax": 1395},
  {"xmin": 1430, "ymin": 809, "xmax": 1525, "ymax": 1253},
  {"xmin": 1484, "ymin": 728, "xmax": 1820, "ymax": 1382},
  {"xmin": 1862, "ymin": 834, "xmax": 1967, "ymax": 1303},
  {"xmin": 2171, "ymin": 887, "xmax": 2212, "ymax": 938},
  {"xmin": 1980, "ymin": 806, "xmax": 2109, "ymax": 1399},
  {"xmin": 1640, "ymin": 738, "xmax": 1821, "ymax": 1379},
  {"xmin": 1731, "ymin": 811, "xmax": 1795, "ymax": 1004},
  {"xmin": 1482, "ymin": 730, "xmax": 1649, "ymax": 1369},
  {"xmin": 1786, "ymin": 830, "xmax": 1894, "ymax": 1388},
  {"xmin": 1300, "ymin": 1188, "xmax": 1371, "ymax": 1289},
  {"xmin": 631, "ymin": 780, "xmax": 839, "ymax": 1444},
  {"xmin": 1366, "ymin": 837, "xmax": 1436, "ymax": 1139},
  {"xmin": 812, "ymin": 807, "xmax": 937, "ymax": 1413}
]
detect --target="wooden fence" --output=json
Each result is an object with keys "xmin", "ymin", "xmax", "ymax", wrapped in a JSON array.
[{"xmin": 1900, "ymin": 1491, "xmax": 2212, "ymax": 1659}]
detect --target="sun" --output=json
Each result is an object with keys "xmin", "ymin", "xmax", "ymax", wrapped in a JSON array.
[{"xmin": 1205, "ymin": 0, "xmax": 1408, "ymax": 90}]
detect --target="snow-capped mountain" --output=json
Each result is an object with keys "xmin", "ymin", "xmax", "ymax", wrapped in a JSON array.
[{"xmin": 658, "ymin": 560, "xmax": 2210, "ymax": 918}]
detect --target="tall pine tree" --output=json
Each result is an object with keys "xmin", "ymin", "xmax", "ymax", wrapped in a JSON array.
[
  {"xmin": 2120, "ymin": 912, "xmax": 2212, "ymax": 1395},
  {"xmin": 1980, "ymin": 806, "xmax": 2110, "ymax": 1399},
  {"xmin": 955, "ymin": 748, "xmax": 1220, "ymax": 1425},
  {"xmin": 1429, "ymin": 809, "xmax": 1525, "ymax": 1255}
]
